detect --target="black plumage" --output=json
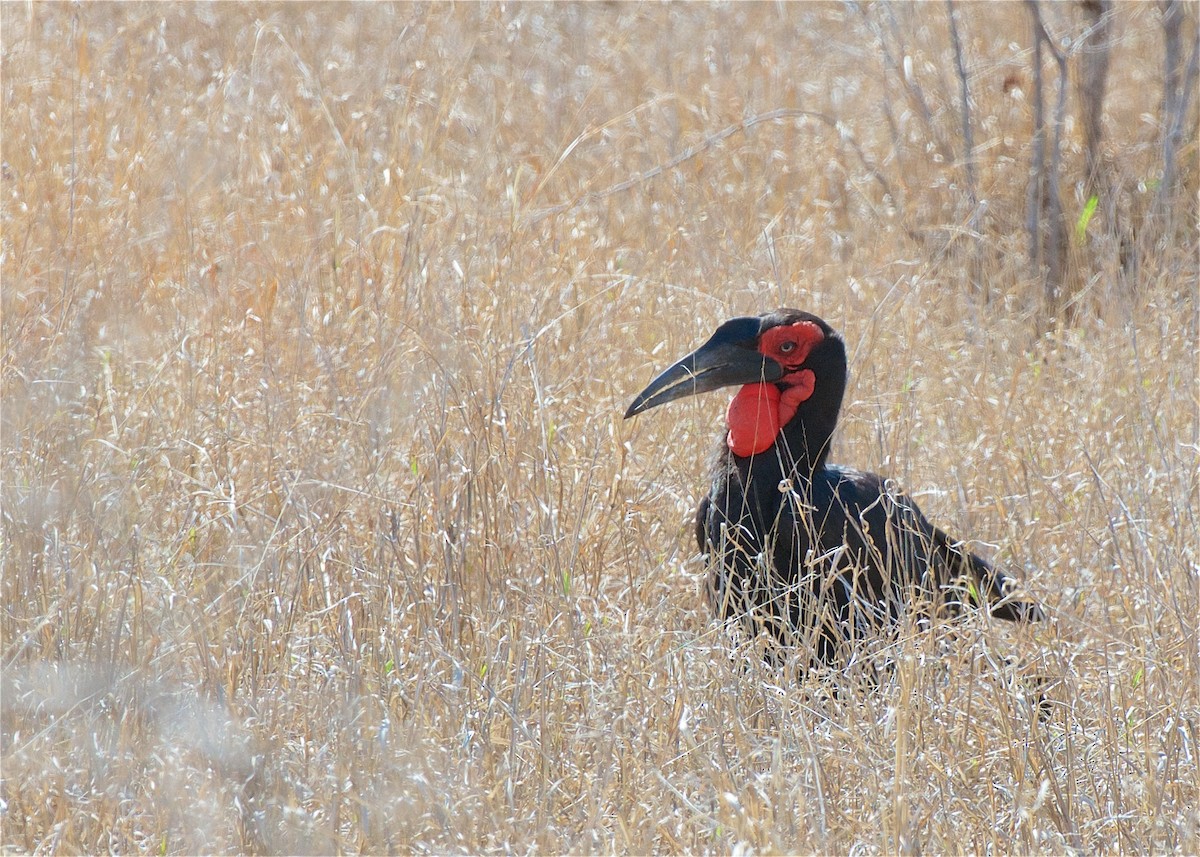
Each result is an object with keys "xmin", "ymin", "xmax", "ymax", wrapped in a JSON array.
[{"xmin": 626, "ymin": 309, "xmax": 1042, "ymax": 669}]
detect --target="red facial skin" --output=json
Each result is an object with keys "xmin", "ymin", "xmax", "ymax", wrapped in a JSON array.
[{"xmin": 726, "ymin": 321, "xmax": 824, "ymax": 457}]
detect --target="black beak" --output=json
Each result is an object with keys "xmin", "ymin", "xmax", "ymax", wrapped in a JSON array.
[{"xmin": 624, "ymin": 335, "xmax": 783, "ymax": 419}]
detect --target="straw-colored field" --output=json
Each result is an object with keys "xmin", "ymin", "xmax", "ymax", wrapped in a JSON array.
[{"xmin": 3, "ymin": 4, "xmax": 1196, "ymax": 853}]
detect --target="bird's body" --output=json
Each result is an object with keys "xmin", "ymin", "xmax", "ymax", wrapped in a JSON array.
[{"xmin": 626, "ymin": 309, "xmax": 1041, "ymax": 670}]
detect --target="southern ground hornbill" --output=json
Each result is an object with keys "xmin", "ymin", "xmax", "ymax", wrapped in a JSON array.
[{"xmin": 625, "ymin": 309, "xmax": 1043, "ymax": 671}]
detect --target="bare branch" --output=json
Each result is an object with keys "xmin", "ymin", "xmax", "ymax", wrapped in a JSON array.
[
  {"xmin": 525, "ymin": 109, "xmax": 901, "ymax": 228},
  {"xmin": 854, "ymin": 3, "xmax": 954, "ymax": 163}
]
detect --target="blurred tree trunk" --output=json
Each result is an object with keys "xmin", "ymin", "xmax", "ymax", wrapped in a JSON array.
[
  {"xmin": 1154, "ymin": 0, "xmax": 1199, "ymax": 228},
  {"xmin": 1077, "ymin": 0, "xmax": 1112, "ymax": 197},
  {"xmin": 946, "ymin": 1, "xmax": 977, "ymax": 207},
  {"xmin": 1025, "ymin": 1, "xmax": 1070, "ymax": 318},
  {"xmin": 946, "ymin": 0, "xmax": 987, "ymax": 301},
  {"xmin": 1074, "ymin": 1, "xmax": 1128, "ymax": 302}
]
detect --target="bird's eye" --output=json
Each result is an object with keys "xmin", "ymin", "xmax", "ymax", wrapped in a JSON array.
[{"xmin": 778, "ymin": 341, "xmax": 796, "ymax": 353}]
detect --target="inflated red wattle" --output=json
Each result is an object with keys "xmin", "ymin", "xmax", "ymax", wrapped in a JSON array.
[{"xmin": 726, "ymin": 383, "xmax": 781, "ymax": 457}]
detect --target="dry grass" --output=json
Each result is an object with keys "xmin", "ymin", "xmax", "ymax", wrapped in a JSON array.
[{"xmin": 2, "ymin": 3, "xmax": 1197, "ymax": 854}]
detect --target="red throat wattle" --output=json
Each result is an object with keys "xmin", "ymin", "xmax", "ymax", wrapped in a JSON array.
[{"xmin": 725, "ymin": 321, "xmax": 823, "ymax": 457}]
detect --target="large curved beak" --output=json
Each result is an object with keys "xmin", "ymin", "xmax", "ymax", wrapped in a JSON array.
[{"xmin": 624, "ymin": 338, "xmax": 782, "ymax": 419}]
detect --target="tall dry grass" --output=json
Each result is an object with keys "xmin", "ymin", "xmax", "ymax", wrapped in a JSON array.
[{"xmin": 2, "ymin": 3, "xmax": 1197, "ymax": 854}]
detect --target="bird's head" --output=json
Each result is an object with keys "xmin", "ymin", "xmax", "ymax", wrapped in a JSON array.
[{"xmin": 624, "ymin": 309, "xmax": 847, "ymax": 459}]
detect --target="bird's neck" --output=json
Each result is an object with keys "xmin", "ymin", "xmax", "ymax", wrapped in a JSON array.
[{"xmin": 777, "ymin": 407, "xmax": 837, "ymax": 475}]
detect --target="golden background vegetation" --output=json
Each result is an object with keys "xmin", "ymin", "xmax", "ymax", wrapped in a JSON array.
[{"xmin": 3, "ymin": 3, "xmax": 1196, "ymax": 853}]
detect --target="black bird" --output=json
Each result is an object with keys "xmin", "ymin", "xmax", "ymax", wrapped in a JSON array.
[{"xmin": 625, "ymin": 309, "xmax": 1043, "ymax": 670}]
